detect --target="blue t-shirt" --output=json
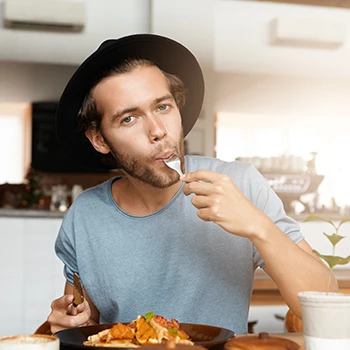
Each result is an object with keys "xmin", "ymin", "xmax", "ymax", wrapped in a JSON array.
[{"xmin": 55, "ymin": 156, "xmax": 303, "ymax": 334}]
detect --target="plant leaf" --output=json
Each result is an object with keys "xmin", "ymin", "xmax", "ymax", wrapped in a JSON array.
[
  {"xmin": 323, "ymin": 233, "xmax": 345, "ymax": 247},
  {"xmin": 337, "ymin": 217, "xmax": 350, "ymax": 230},
  {"xmin": 144, "ymin": 311, "xmax": 155, "ymax": 322},
  {"xmin": 303, "ymin": 215, "xmax": 336, "ymax": 229},
  {"xmin": 313, "ymin": 250, "xmax": 350, "ymax": 269}
]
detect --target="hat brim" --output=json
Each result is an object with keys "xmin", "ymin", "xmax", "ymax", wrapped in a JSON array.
[{"xmin": 55, "ymin": 34, "xmax": 205, "ymax": 171}]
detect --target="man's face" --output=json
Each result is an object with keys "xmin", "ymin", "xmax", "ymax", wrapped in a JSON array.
[{"xmin": 91, "ymin": 65, "xmax": 184, "ymax": 188}]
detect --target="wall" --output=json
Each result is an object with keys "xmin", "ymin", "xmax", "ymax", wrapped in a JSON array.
[
  {"xmin": 0, "ymin": 0, "xmax": 150, "ymax": 65},
  {"xmin": 214, "ymin": 1, "xmax": 350, "ymax": 78},
  {"xmin": 214, "ymin": 72, "xmax": 350, "ymax": 118},
  {"xmin": 0, "ymin": 62, "xmax": 76, "ymax": 102},
  {"xmin": 151, "ymin": 0, "xmax": 214, "ymax": 70}
]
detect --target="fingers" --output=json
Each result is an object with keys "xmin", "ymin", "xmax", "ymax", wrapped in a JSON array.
[
  {"xmin": 183, "ymin": 180, "xmax": 213, "ymax": 196},
  {"xmin": 181, "ymin": 169, "xmax": 219, "ymax": 184},
  {"xmin": 191, "ymin": 194, "xmax": 209, "ymax": 209},
  {"xmin": 182, "ymin": 170, "xmax": 240, "ymax": 227},
  {"xmin": 66, "ymin": 303, "xmax": 78, "ymax": 316},
  {"xmin": 75, "ymin": 300, "xmax": 89, "ymax": 314},
  {"xmin": 183, "ymin": 171, "xmax": 234, "ymax": 198},
  {"xmin": 196, "ymin": 208, "xmax": 214, "ymax": 222},
  {"xmin": 51, "ymin": 294, "xmax": 74, "ymax": 312},
  {"xmin": 48, "ymin": 295, "xmax": 91, "ymax": 334}
]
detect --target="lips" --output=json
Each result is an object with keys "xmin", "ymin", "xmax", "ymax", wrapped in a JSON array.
[{"xmin": 156, "ymin": 151, "xmax": 173, "ymax": 161}]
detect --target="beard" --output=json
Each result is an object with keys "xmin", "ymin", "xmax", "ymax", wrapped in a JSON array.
[{"xmin": 101, "ymin": 130, "xmax": 185, "ymax": 189}]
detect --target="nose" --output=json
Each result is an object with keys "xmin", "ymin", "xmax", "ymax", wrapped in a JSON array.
[{"xmin": 147, "ymin": 114, "xmax": 167, "ymax": 142}]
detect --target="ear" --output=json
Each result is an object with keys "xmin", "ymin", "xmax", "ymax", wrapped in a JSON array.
[{"xmin": 85, "ymin": 129, "xmax": 111, "ymax": 154}]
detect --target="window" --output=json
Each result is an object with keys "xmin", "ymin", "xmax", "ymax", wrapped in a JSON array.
[
  {"xmin": 0, "ymin": 103, "xmax": 31, "ymax": 184},
  {"xmin": 216, "ymin": 112, "xmax": 350, "ymax": 209}
]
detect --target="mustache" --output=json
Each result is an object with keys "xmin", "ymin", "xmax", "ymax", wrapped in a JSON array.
[{"xmin": 152, "ymin": 140, "xmax": 179, "ymax": 158}]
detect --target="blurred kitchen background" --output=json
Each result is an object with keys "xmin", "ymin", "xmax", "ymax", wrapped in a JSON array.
[{"xmin": 0, "ymin": 0, "xmax": 350, "ymax": 336}]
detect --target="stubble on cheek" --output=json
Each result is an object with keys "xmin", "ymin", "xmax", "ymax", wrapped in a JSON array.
[
  {"xmin": 105, "ymin": 143, "xmax": 179, "ymax": 188},
  {"xmin": 100, "ymin": 126, "xmax": 185, "ymax": 188}
]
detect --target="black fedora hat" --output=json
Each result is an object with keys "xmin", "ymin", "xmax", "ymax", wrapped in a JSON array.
[{"xmin": 55, "ymin": 33, "xmax": 205, "ymax": 171}]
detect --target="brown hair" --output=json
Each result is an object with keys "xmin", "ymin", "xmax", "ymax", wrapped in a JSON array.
[{"xmin": 77, "ymin": 58, "xmax": 187, "ymax": 133}]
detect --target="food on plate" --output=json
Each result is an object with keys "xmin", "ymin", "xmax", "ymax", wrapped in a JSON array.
[
  {"xmin": 83, "ymin": 312, "xmax": 194, "ymax": 347},
  {"xmin": 135, "ymin": 315, "xmax": 158, "ymax": 344}
]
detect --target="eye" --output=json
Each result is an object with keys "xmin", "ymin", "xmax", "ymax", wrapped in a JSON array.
[
  {"xmin": 158, "ymin": 104, "xmax": 169, "ymax": 111},
  {"xmin": 121, "ymin": 115, "xmax": 135, "ymax": 125}
]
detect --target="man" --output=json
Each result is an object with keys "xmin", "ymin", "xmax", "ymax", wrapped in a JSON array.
[{"xmin": 48, "ymin": 34, "xmax": 337, "ymax": 334}]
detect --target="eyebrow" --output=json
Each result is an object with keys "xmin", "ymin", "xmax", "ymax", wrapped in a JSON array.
[
  {"xmin": 111, "ymin": 94, "xmax": 174, "ymax": 122},
  {"xmin": 154, "ymin": 94, "xmax": 174, "ymax": 104}
]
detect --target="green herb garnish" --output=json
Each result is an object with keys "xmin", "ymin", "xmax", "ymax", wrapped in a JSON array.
[{"xmin": 144, "ymin": 311, "xmax": 155, "ymax": 322}]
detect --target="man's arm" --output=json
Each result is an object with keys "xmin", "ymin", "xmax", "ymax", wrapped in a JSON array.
[
  {"xmin": 252, "ymin": 218, "xmax": 338, "ymax": 318},
  {"xmin": 48, "ymin": 281, "xmax": 100, "ymax": 334},
  {"xmin": 182, "ymin": 169, "xmax": 338, "ymax": 319}
]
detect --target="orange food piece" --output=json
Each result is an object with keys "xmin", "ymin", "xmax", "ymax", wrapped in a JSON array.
[
  {"xmin": 176, "ymin": 328, "xmax": 191, "ymax": 340},
  {"xmin": 109, "ymin": 323, "xmax": 134, "ymax": 340},
  {"xmin": 151, "ymin": 315, "xmax": 191, "ymax": 342},
  {"xmin": 152, "ymin": 315, "xmax": 175, "ymax": 329},
  {"xmin": 135, "ymin": 316, "xmax": 158, "ymax": 344}
]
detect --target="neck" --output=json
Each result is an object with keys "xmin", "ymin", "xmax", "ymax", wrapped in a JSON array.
[{"xmin": 111, "ymin": 176, "xmax": 182, "ymax": 216}]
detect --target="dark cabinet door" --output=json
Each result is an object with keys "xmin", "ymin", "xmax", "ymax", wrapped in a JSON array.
[{"xmin": 31, "ymin": 102, "xmax": 99, "ymax": 172}]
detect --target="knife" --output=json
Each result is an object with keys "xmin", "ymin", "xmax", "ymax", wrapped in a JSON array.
[{"xmin": 73, "ymin": 272, "xmax": 85, "ymax": 307}]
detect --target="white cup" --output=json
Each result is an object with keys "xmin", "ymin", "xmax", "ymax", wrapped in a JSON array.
[
  {"xmin": 298, "ymin": 291, "xmax": 350, "ymax": 350},
  {"xmin": 0, "ymin": 334, "xmax": 59, "ymax": 350}
]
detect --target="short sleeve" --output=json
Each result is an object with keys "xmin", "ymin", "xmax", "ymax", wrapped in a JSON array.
[{"xmin": 55, "ymin": 224, "xmax": 77, "ymax": 286}]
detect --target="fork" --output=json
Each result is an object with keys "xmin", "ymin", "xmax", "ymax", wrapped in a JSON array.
[{"xmin": 164, "ymin": 155, "xmax": 184, "ymax": 177}]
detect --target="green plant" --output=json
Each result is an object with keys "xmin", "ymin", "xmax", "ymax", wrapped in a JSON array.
[
  {"xmin": 304, "ymin": 215, "xmax": 350, "ymax": 291},
  {"xmin": 304, "ymin": 215, "xmax": 350, "ymax": 268}
]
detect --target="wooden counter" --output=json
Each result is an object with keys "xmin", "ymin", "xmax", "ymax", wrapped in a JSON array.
[{"xmin": 251, "ymin": 268, "xmax": 350, "ymax": 305}]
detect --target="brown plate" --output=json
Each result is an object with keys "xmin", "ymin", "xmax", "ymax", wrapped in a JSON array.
[{"xmin": 56, "ymin": 323, "xmax": 235, "ymax": 350}]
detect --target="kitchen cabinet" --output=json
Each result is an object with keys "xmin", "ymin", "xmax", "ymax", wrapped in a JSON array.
[{"xmin": 0, "ymin": 216, "xmax": 64, "ymax": 336}]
